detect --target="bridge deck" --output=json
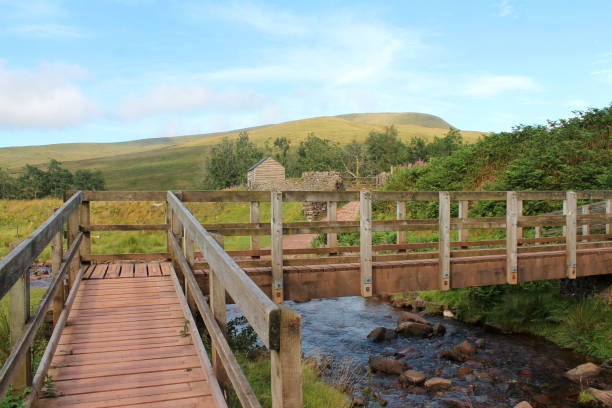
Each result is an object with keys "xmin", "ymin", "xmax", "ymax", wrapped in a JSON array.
[{"xmin": 36, "ymin": 263, "xmax": 222, "ymax": 408}]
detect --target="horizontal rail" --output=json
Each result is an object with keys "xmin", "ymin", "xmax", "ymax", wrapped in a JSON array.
[
  {"xmin": 79, "ymin": 190, "xmax": 612, "ymax": 203},
  {"xmin": 83, "ymin": 224, "xmax": 169, "ymax": 231},
  {"xmin": 0, "ymin": 191, "xmax": 82, "ymax": 299},
  {"xmin": 169, "ymin": 233, "xmax": 261, "ymax": 408},
  {"xmin": 0, "ymin": 232, "xmax": 83, "ymax": 397},
  {"xmin": 167, "ymin": 192, "xmax": 281, "ymax": 350}
]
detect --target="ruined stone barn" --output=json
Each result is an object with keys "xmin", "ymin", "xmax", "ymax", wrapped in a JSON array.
[{"xmin": 247, "ymin": 157, "xmax": 285, "ymax": 190}]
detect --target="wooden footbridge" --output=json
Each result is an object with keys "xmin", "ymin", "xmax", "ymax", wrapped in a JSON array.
[{"xmin": 0, "ymin": 189, "xmax": 610, "ymax": 407}]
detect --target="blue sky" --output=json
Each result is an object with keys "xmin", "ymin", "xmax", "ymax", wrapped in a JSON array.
[{"xmin": 0, "ymin": 0, "xmax": 610, "ymax": 148}]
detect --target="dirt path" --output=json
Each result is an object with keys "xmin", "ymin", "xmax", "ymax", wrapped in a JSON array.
[{"xmin": 280, "ymin": 201, "xmax": 359, "ymax": 249}]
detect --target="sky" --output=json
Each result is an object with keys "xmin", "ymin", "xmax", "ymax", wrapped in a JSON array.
[{"xmin": 0, "ymin": 0, "xmax": 611, "ymax": 148}]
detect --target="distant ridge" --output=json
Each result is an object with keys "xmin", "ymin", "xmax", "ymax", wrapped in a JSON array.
[{"xmin": 336, "ymin": 112, "xmax": 452, "ymax": 129}]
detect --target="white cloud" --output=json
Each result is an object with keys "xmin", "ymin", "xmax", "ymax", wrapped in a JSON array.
[
  {"xmin": 10, "ymin": 23, "xmax": 86, "ymax": 38},
  {"xmin": 463, "ymin": 74, "xmax": 539, "ymax": 96},
  {"xmin": 566, "ymin": 99, "xmax": 589, "ymax": 111},
  {"xmin": 0, "ymin": 62, "xmax": 97, "ymax": 129},
  {"xmin": 117, "ymin": 84, "xmax": 266, "ymax": 120},
  {"xmin": 497, "ymin": 0, "xmax": 516, "ymax": 17}
]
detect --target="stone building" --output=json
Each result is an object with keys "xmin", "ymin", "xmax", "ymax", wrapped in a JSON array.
[{"xmin": 247, "ymin": 157, "xmax": 285, "ymax": 190}]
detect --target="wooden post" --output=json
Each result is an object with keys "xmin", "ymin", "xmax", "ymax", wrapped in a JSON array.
[
  {"xmin": 327, "ymin": 201, "xmax": 337, "ymax": 248},
  {"xmin": 80, "ymin": 201, "xmax": 91, "ymax": 259},
  {"xmin": 51, "ymin": 231, "xmax": 64, "ymax": 326},
  {"xmin": 534, "ymin": 226, "xmax": 541, "ymax": 239},
  {"xmin": 517, "ymin": 198, "xmax": 523, "ymax": 239},
  {"xmin": 9, "ymin": 272, "xmax": 31, "ymax": 389},
  {"xmin": 458, "ymin": 200, "xmax": 469, "ymax": 246},
  {"xmin": 250, "ymin": 201, "xmax": 260, "ymax": 252},
  {"xmin": 396, "ymin": 201, "xmax": 406, "ymax": 245},
  {"xmin": 359, "ymin": 191, "xmax": 373, "ymax": 297},
  {"xmin": 506, "ymin": 191, "xmax": 518, "ymax": 284},
  {"xmin": 270, "ymin": 307, "xmax": 303, "ymax": 408},
  {"xmin": 271, "ymin": 192, "xmax": 283, "ymax": 303},
  {"xmin": 438, "ymin": 192, "xmax": 451, "ymax": 290},
  {"xmin": 562, "ymin": 199, "xmax": 567, "ymax": 236},
  {"xmin": 183, "ymin": 231, "xmax": 196, "ymax": 312},
  {"xmin": 66, "ymin": 209, "xmax": 79, "ymax": 290},
  {"xmin": 209, "ymin": 233, "xmax": 228, "ymax": 389},
  {"xmin": 582, "ymin": 204, "xmax": 590, "ymax": 240},
  {"xmin": 606, "ymin": 199, "xmax": 612, "ymax": 235},
  {"xmin": 566, "ymin": 191, "xmax": 577, "ymax": 279}
]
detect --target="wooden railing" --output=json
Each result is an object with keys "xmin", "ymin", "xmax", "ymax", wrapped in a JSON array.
[
  {"xmin": 0, "ymin": 191, "xmax": 83, "ymax": 400},
  {"xmin": 167, "ymin": 192, "xmax": 302, "ymax": 408}
]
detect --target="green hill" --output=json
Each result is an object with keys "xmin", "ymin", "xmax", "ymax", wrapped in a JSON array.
[{"xmin": 0, "ymin": 113, "xmax": 486, "ymax": 190}]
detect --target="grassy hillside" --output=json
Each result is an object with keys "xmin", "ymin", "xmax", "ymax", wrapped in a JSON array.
[{"xmin": 0, "ymin": 113, "xmax": 486, "ymax": 190}]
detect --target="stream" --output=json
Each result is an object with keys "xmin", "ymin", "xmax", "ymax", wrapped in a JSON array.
[{"xmin": 286, "ymin": 296, "xmax": 595, "ymax": 408}]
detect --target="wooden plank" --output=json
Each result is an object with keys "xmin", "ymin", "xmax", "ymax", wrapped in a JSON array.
[
  {"xmin": 516, "ymin": 191, "xmax": 566, "ymax": 200},
  {"xmin": 271, "ymin": 191, "xmax": 284, "ymax": 303},
  {"xmin": 327, "ymin": 201, "xmax": 337, "ymax": 248},
  {"xmin": 134, "ymin": 263, "xmax": 148, "ymax": 277},
  {"xmin": 607, "ymin": 199, "xmax": 612, "ymax": 235},
  {"xmin": 566, "ymin": 191, "xmax": 577, "ymax": 279},
  {"xmin": 209, "ymin": 235, "xmax": 228, "ymax": 389},
  {"xmin": 84, "ymin": 224, "xmax": 168, "ymax": 231},
  {"xmin": 270, "ymin": 307, "xmax": 303, "ymax": 408},
  {"xmin": 89, "ymin": 264, "xmax": 108, "ymax": 279},
  {"xmin": 148, "ymin": 263, "xmax": 162, "ymax": 277},
  {"xmin": 167, "ymin": 192, "xmax": 285, "ymax": 350},
  {"xmin": 438, "ymin": 191, "xmax": 451, "ymax": 290},
  {"xmin": 0, "ymin": 191, "xmax": 81, "ymax": 299},
  {"xmin": 80, "ymin": 200, "xmax": 91, "ymax": 260},
  {"xmin": 170, "ymin": 238, "xmax": 262, "ymax": 408},
  {"xmin": 517, "ymin": 198, "xmax": 523, "ymax": 239},
  {"xmin": 84, "ymin": 253, "xmax": 170, "ymax": 263},
  {"xmin": 582, "ymin": 205, "xmax": 590, "ymax": 239},
  {"xmin": 105, "ymin": 264, "xmax": 120, "ymax": 279},
  {"xmin": 160, "ymin": 262, "xmax": 172, "ymax": 276},
  {"xmin": 83, "ymin": 265, "xmax": 95, "ymax": 279},
  {"xmin": 283, "ymin": 191, "xmax": 359, "ymax": 202},
  {"xmin": 120, "ymin": 263, "xmax": 134, "ymax": 278},
  {"xmin": 506, "ymin": 191, "xmax": 519, "ymax": 284},
  {"xmin": 55, "ymin": 336, "xmax": 193, "ymax": 356},
  {"xmin": 396, "ymin": 201, "xmax": 406, "ymax": 244},
  {"xmin": 372, "ymin": 191, "xmax": 439, "ymax": 201},
  {"xmin": 250, "ymin": 201, "xmax": 261, "ymax": 250},
  {"xmin": 181, "ymin": 190, "xmax": 269, "ymax": 202},
  {"xmin": 360, "ymin": 191, "xmax": 373, "ymax": 297}
]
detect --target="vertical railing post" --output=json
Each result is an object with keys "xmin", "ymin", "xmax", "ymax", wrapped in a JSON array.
[
  {"xmin": 506, "ymin": 191, "xmax": 518, "ymax": 284},
  {"xmin": 271, "ymin": 192, "xmax": 284, "ymax": 303},
  {"xmin": 517, "ymin": 198, "xmax": 523, "ymax": 240},
  {"xmin": 80, "ymin": 201, "xmax": 91, "ymax": 260},
  {"xmin": 562, "ymin": 199, "xmax": 567, "ymax": 236},
  {"xmin": 209, "ymin": 233, "xmax": 229, "ymax": 389},
  {"xmin": 327, "ymin": 201, "xmax": 337, "ymax": 249},
  {"xmin": 9, "ymin": 271, "xmax": 31, "ymax": 389},
  {"xmin": 566, "ymin": 191, "xmax": 577, "ymax": 279},
  {"xmin": 67, "ymin": 207, "xmax": 79, "ymax": 290},
  {"xmin": 534, "ymin": 226, "xmax": 541, "ymax": 238},
  {"xmin": 606, "ymin": 199, "xmax": 612, "ymax": 235},
  {"xmin": 458, "ymin": 200, "xmax": 469, "ymax": 244},
  {"xmin": 438, "ymin": 192, "xmax": 451, "ymax": 290},
  {"xmin": 359, "ymin": 191, "xmax": 372, "ymax": 297},
  {"xmin": 183, "ymin": 230, "xmax": 197, "ymax": 312},
  {"xmin": 582, "ymin": 204, "xmax": 590, "ymax": 240},
  {"xmin": 51, "ymin": 230, "xmax": 64, "ymax": 326},
  {"xmin": 250, "ymin": 201, "xmax": 260, "ymax": 254},
  {"xmin": 396, "ymin": 201, "xmax": 406, "ymax": 246},
  {"xmin": 271, "ymin": 307, "xmax": 303, "ymax": 408}
]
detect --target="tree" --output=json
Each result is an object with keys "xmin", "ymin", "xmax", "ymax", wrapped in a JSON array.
[
  {"xmin": 426, "ymin": 128, "xmax": 463, "ymax": 158},
  {"xmin": 73, "ymin": 169, "xmax": 106, "ymax": 191},
  {"xmin": 47, "ymin": 159, "xmax": 74, "ymax": 197},
  {"xmin": 272, "ymin": 137, "xmax": 291, "ymax": 167},
  {"xmin": 365, "ymin": 126, "xmax": 408, "ymax": 174},
  {"xmin": 341, "ymin": 141, "xmax": 368, "ymax": 178},
  {"xmin": 296, "ymin": 133, "xmax": 342, "ymax": 173},
  {"xmin": 18, "ymin": 165, "xmax": 48, "ymax": 199}
]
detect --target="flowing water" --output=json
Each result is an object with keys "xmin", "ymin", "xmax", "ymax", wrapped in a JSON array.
[{"xmin": 286, "ymin": 296, "xmax": 599, "ymax": 408}]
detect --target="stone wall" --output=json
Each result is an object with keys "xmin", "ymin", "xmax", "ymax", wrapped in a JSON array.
[{"xmin": 249, "ymin": 171, "xmax": 345, "ymax": 220}]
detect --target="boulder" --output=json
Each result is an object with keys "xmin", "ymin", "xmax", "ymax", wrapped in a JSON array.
[
  {"xmin": 384, "ymin": 329, "xmax": 397, "ymax": 341},
  {"xmin": 587, "ymin": 388, "xmax": 612, "ymax": 407},
  {"xmin": 399, "ymin": 370, "xmax": 426, "ymax": 385},
  {"xmin": 368, "ymin": 356, "xmax": 409, "ymax": 375},
  {"xmin": 601, "ymin": 358, "xmax": 612, "ymax": 372},
  {"xmin": 405, "ymin": 385, "xmax": 426, "ymax": 394},
  {"xmin": 398, "ymin": 312, "xmax": 430, "ymax": 326},
  {"xmin": 440, "ymin": 399, "xmax": 470, "ymax": 408},
  {"xmin": 513, "ymin": 402, "xmax": 533, "ymax": 408},
  {"xmin": 396, "ymin": 322, "xmax": 433, "ymax": 337},
  {"xmin": 424, "ymin": 377, "xmax": 452, "ymax": 392},
  {"xmin": 475, "ymin": 338, "xmax": 486, "ymax": 348},
  {"xmin": 439, "ymin": 340, "xmax": 477, "ymax": 362},
  {"xmin": 565, "ymin": 362, "xmax": 601, "ymax": 383},
  {"xmin": 367, "ymin": 327, "xmax": 387, "ymax": 342},
  {"xmin": 432, "ymin": 323, "xmax": 446, "ymax": 336}
]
